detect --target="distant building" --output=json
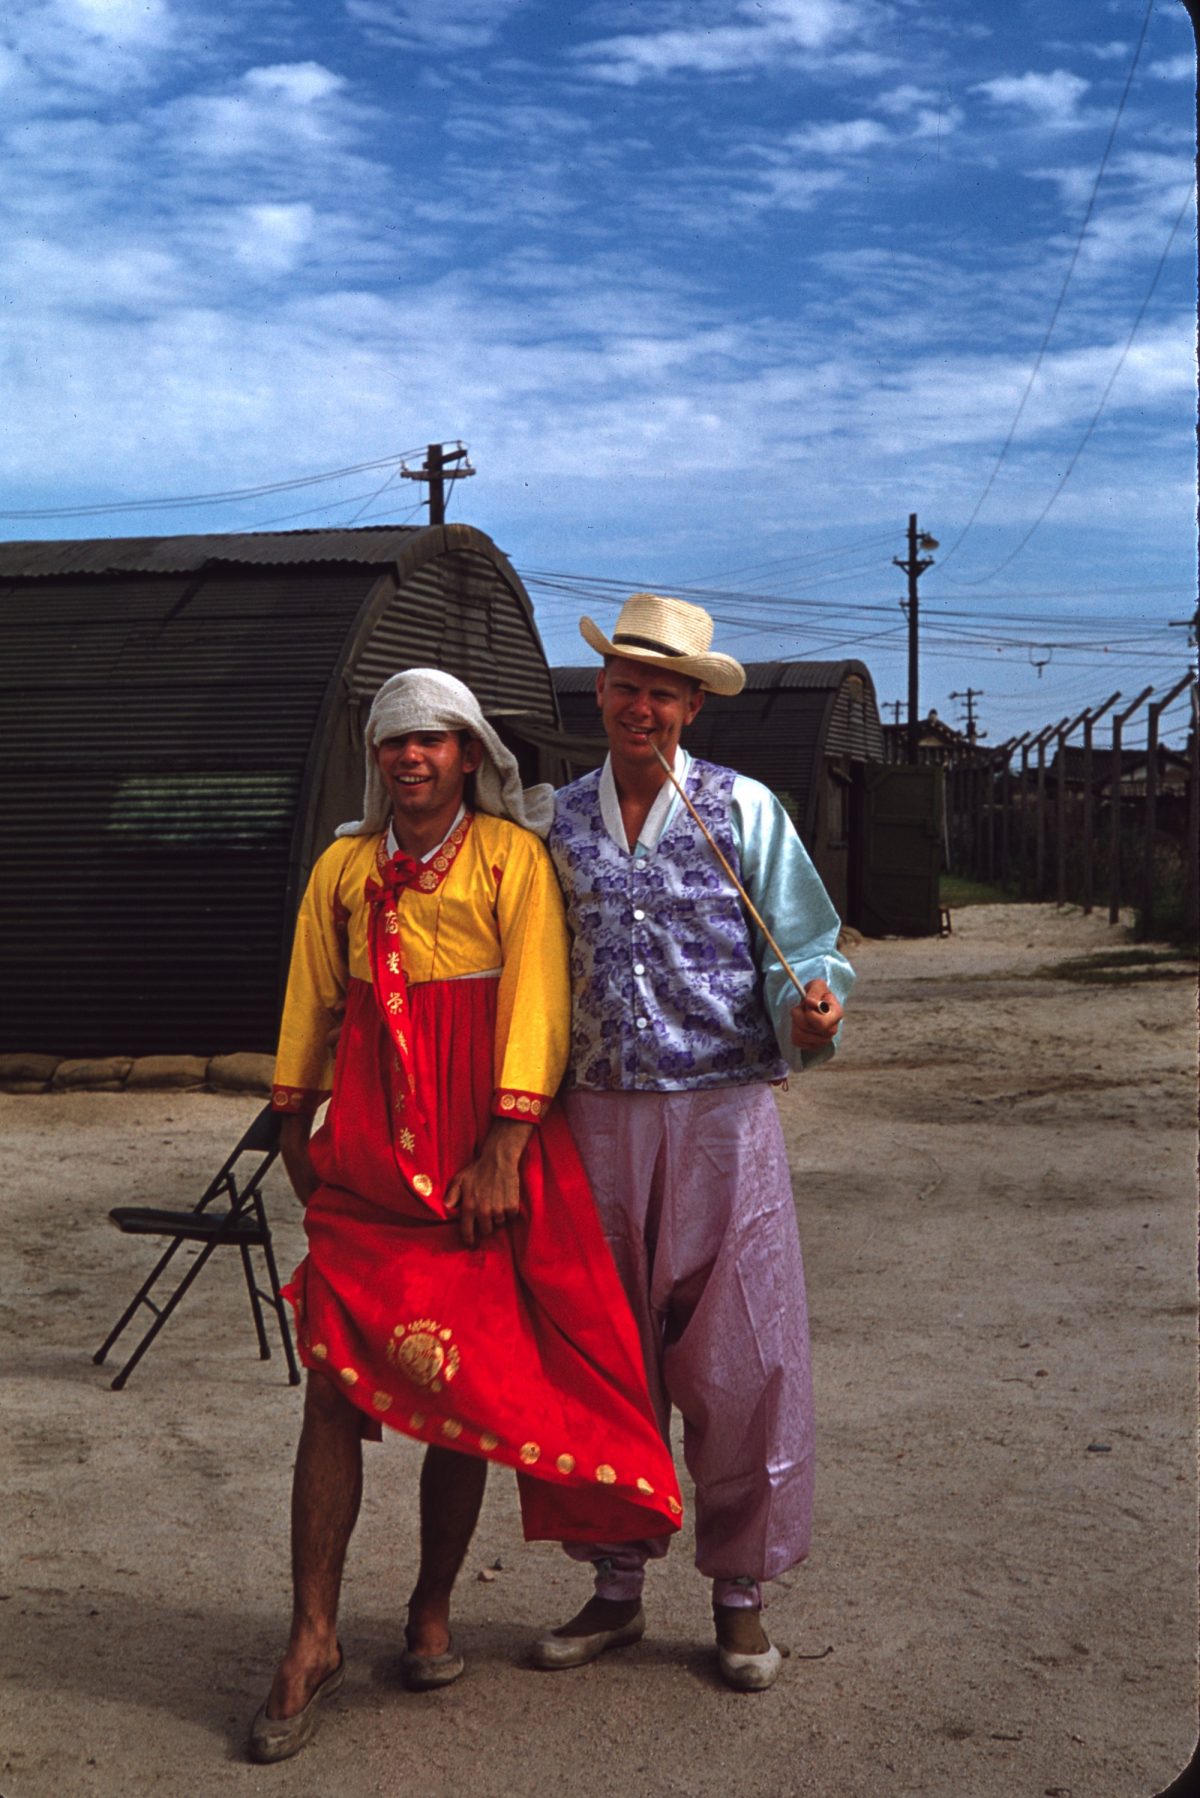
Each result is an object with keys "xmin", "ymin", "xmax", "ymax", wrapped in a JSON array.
[{"xmin": 882, "ymin": 708, "xmax": 970, "ymax": 768}]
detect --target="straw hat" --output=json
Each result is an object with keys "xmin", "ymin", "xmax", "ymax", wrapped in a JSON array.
[{"xmin": 579, "ymin": 593, "xmax": 745, "ymax": 697}]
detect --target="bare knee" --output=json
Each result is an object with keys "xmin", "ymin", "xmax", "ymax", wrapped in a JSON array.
[{"xmin": 302, "ymin": 1368, "xmax": 359, "ymax": 1430}]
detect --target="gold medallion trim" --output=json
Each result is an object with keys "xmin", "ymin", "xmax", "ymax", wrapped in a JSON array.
[{"xmin": 387, "ymin": 1317, "xmax": 461, "ymax": 1392}]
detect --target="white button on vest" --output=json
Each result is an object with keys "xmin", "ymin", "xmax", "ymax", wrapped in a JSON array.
[
  {"xmin": 632, "ymin": 908, "xmax": 645, "ymax": 921},
  {"xmin": 636, "ymin": 1017, "xmax": 649, "ymax": 1030},
  {"xmin": 633, "ymin": 962, "xmax": 646, "ymax": 976}
]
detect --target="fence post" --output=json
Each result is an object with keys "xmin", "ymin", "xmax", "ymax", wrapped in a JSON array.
[
  {"xmin": 1036, "ymin": 720, "xmax": 1066, "ymax": 901},
  {"xmin": 1056, "ymin": 710, "xmax": 1088, "ymax": 907},
  {"xmin": 1186, "ymin": 686, "xmax": 1199, "ymax": 941},
  {"xmin": 1108, "ymin": 687, "xmax": 1154, "ymax": 926},
  {"xmin": 1142, "ymin": 674, "xmax": 1196, "ymax": 938},
  {"xmin": 1081, "ymin": 692, "xmax": 1120, "ymax": 915},
  {"xmin": 1018, "ymin": 739, "xmax": 1033, "ymax": 897},
  {"xmin": 998, "ymin": 736, "xmax": 1026, "ymax": 890}
]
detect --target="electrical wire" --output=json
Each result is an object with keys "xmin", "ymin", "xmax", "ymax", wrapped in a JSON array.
[
  {"xmin": 935, "ymin": 0, "xmax": 1157, "ymax": 570},
  {"xmin": 0, "ymin": 447, "xmax": 433, "ymax": 521},
  {"xmin": 681, "ymin": 531, "xmax": 899, "ymax": 586},
  {"xmin": 951, "ymin": 181, "xmax": 1196, "ymax": 584}
]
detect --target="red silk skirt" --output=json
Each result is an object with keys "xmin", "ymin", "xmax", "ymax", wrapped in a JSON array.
[{"xmin": 285, "ymin": 976, "xmax": 682, "ymax": 1543}]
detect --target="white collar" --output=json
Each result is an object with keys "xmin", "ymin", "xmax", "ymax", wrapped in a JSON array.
[
  {"xmin": 387, "ymin": 803, "xmax": 466, "ymax": 864},
  {"xmin": 598, "ymin": 748, "xmax": 691, "ymax": 855}
]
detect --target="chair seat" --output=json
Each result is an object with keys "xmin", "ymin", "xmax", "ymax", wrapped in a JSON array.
[
  {"xmin": 108, "ymin": 1205, "xmax": 267, "ymax": 1245},
  {"xmin": 94, "ymin": 1103, "xmax": 299, "ymax": 1390}
]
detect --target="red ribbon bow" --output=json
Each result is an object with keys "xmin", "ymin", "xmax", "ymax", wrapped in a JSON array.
[{"xmin": 365, "ymin": 853, "xmax": 425, "ymax": 907}]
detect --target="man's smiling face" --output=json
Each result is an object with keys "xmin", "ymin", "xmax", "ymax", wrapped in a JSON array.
[
  {"xmin": 597, "ymin": 657, "xmax": 704, "ymax": 773},
  {"xmin": 373, "ymin": 730, "xmax": 482, "ymax": 837}
]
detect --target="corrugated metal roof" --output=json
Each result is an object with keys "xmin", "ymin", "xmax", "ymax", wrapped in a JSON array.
[
  {"xmin": 1, "ymin": 525, "xmax": 559, "ymax": 1054},
  {"xmin": 551, "ymin": 658, "xmax": 869, "ymax": 695},
  {"xmin": 0, "ymin": 524, "xmax": 424, "ymax": 579}
]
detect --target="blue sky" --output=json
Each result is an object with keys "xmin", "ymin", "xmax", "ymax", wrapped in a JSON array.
[{"xmin": 2, "ymin": 0, "xmax": 1196, "ymax": 747}]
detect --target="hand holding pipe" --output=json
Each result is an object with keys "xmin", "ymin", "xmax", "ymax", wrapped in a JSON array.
[{"xmin": 650, "ymin": 741, "xmax": 828, "ymax": 1008}]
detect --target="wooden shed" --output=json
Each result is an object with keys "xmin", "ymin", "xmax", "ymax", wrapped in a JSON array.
[
  {"xmin": 552, "ymin": 659, "xmax": 885, "ymax": 925},
  {"xmin": 0, "ymin": 524, "xmax": 562, "ymax": 1055}
]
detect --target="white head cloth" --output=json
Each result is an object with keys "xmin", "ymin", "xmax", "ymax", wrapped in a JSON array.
[{"xmin": 335, "ymin": 667, "xmax": 554, "ymax": 840}]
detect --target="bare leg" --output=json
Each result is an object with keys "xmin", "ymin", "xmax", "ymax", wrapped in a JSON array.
[
  {"xmin": 266, "ymin": 1373, "xmax": 364, "ymax": 1719},
  {"xmin": 405, "ymin": 1445, "xmax": 487, "ymax": 1656}
]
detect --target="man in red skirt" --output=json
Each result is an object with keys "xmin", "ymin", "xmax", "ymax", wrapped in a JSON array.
[{"xmin": 250, "ymin": 669, "xmax": 680, "ymax": 1764}]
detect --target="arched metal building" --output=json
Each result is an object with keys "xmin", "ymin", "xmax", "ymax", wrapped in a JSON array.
[{"xmin": 1, "ymin": 524, "xmax": 562, "ymax": 1055}]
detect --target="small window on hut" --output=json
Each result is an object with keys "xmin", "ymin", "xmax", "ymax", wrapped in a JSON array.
[
  {"xmin": 105, "ymin": 773, "xmax": 297, "ymax": 846},
  {"xmin": 827, "ymin": 770, "xmax": 851, "ymax": 848}
]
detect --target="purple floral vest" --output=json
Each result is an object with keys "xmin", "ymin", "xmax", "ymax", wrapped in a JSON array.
[{"xmin": 549, "ymin": 760, "xmax": 787, "ymax": 1092}]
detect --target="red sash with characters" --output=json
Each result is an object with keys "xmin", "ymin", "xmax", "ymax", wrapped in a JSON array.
[{"xmin": 361, "ymin": 817, "xmax": 472, "ymax": 1215}]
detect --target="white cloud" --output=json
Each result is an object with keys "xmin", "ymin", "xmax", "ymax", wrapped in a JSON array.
[
  {"xmin": 1078, "ymin": 40, "xmax": 1129, "ymax": 63},
  {"xmin": 344, "ymin": 0, "xmax": 526, "ymax": 51},
  {"xmin": 874, "ymin": 83, "xmax": 939, "ymax": 117},
  {"xmin": 227, "ymin": 202, "xmax": 319, "ymax": 276},
  {"xmin": 162, "ymin": 63, "xmax": 357, "ymax": 161},
  {"xmin": 67, "ymin": 0, "xmax": 172, "ymax": 45},
  {"xmin": 574, "ymin": 0, "xmax": 866, "ymax": 86},
  {"xmin": 788, "ymin": 117, "xmax": 890, "ymax": 155},
  {"xmin": 1150, "ymin": 54, "xmax": 1195, "ymax": 81},
  {"xmin": 1031, "ymin": 149, "xmax": 1194, "ymax": 272},
  {"xmin": 972, "ymin": 69, "xmax": 1090, "ymax": 128},
  {"xmin": 2, "ymin": 0, "xmax": 179, "ymax": 104}
]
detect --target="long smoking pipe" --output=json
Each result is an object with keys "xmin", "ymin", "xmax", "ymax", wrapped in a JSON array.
[{"xmin": 650, "ymin": 740, "xmax": 830, "ymax": 1012}]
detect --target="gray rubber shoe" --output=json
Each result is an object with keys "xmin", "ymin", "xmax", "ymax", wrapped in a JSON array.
[
  {"xmin": 714, "ymin": 1607, "xmax": 782, "ymax": 1691},
  {"xmin": 530, "ymin": 1603, "xmax": 646, "ymax": 1670},
  {"xmin": 248, "ymin": 1655, "xmax": 346, "ymax": 1763},
  {"xmin": 400, "ymin": 1643, "xmax": 465, "ymax": 1690},
  {"xmin": 716, "ymin": 1639, "xmax": 783, "ymax": 1691}
]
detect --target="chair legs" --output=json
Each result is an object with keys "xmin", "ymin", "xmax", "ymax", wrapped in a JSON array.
[
  {"xmin": 95, "ymin": 1216, "xmax": 301, "ymax": 1391},
  {"xmin": 95, "ymin": 1240, "xmax": 221, "ymax": 1390},
  {"xmin": 257, "ymin": 1223, "xmax": 302, "ymax": 1386}
]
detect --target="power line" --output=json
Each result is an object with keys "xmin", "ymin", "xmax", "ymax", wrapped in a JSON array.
[
  {"xmin": 952, "ymin": 181, "xmax": 1196, "ymax": 583},
  {"xmin": 936, "ymin": 0, "xmax": 1157, "ymax": 570},
  {"xmin": 524, "ymin": 571, "xmax": 1181, "ymax": 636},
  {"xmin": 0, "ymin": 445, "xmax": 432, "ymax": 521},
  {"xmin": 682, "ymin": 531, "xmax": 899, "ymax": 585},
  {"xmin": 244, "ymin": 489, "xmax": 425, "ymax": 533}
]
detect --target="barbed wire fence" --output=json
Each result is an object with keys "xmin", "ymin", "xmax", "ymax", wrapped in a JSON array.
[{"xmin": 944, "ymin": 674, "xmax": 1199, "ymax": 941}]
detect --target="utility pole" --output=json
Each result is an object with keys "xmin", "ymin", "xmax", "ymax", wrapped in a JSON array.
[
  {"xmin": 894, "ymin": 513, "xmax": 938, "ymax": 763},
  {"xmin": 950, "ymin": 686, "xmax": 985, "ymax": 745},
  {"xmin": 401, "ymin": 441, "xmax": 475, "ymax": 526}
]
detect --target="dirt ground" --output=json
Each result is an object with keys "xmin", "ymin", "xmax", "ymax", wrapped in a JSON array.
[{"xmin": 1, "ymin": 902, "xmax": 1196, "ymax": 1798}]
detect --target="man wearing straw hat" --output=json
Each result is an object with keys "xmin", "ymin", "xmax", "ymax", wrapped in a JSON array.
[
  {"xmin": 251, "ymin": 668, "xmax": 680, "ymax": 1762},
  {"xmin": 534, "ymin": 596, "xmax": 855, "ymax": 1691}
]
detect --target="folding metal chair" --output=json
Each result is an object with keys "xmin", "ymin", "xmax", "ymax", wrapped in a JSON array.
[{"xmin": 93, "ymin": 1103, "xmax": 302, "ymax": 1391}]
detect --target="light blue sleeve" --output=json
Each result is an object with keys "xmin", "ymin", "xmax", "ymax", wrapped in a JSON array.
[{"xmin": 731, "ymin": 775, "xmax": 856, "ymax": 1072}]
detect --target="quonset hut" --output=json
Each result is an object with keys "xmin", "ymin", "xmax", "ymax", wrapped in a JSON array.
[
  {"xmin": 552, "ymin": 659, "xmax": 885, "ymax": 926},
  {"xmin": 0, "ymin": 525, "xmax": 561, "ymax": 1055}
]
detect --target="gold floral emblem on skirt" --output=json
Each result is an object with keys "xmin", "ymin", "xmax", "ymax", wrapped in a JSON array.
[{"xmin": 387, "ymin": 1317, "xmax": 461, "ymax": 1393}]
